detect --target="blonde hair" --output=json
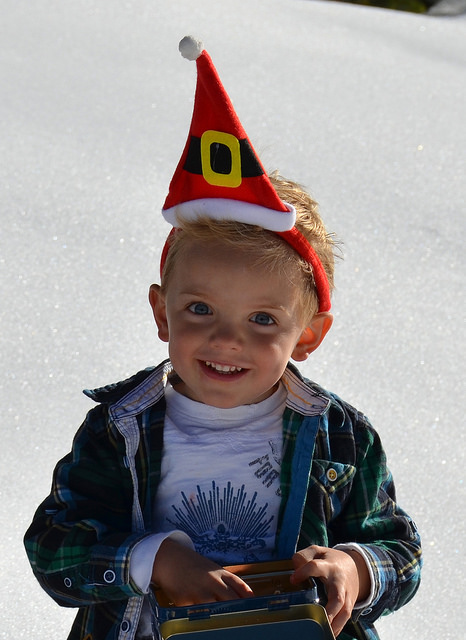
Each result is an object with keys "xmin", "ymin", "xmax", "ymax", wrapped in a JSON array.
[{"xmin": 161, "ymin": 173, "xmax": 339, "ymax": 321}]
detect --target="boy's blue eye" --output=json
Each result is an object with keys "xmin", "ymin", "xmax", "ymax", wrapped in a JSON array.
[
  {"xmin": 251, "ymin": 312, "xmax": 275, "ymax": 326},
  {"xmin": 188, "ymin": 302, "xmax": 212, "ymax": 315}
]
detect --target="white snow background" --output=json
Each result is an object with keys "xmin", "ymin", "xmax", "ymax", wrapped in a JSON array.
[{"xmin": 1, "ymin": 1, "xmax": 465, "ymax": 638}]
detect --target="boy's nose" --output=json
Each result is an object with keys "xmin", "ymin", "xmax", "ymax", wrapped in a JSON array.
[{"xmin": 209, "ymin": 321, "xmax": 243, "ymax": 350}]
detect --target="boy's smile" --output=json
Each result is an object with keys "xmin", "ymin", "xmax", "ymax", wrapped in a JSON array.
[{"xmin": 150, "ymin": 239, "xmax": 326, "ymax": 409}]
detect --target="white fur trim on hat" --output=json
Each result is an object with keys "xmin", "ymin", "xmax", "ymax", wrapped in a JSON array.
[{"xmin": 162, "ymin": 198, "xmax": 296, "ymax": 232}]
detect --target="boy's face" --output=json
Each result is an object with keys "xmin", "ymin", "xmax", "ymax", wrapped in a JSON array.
[{"xmin": 150, "ymin": 239, "xmax": 322, "ymax": 409}]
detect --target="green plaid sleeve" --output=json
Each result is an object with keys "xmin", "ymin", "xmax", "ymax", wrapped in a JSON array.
[
  {"xmin": 336, "ymin": 418, "xmax": 422, "ymax": 621},
  {"xmin": 319, "ymin": 403, "xmax": 422, "ymax": 623},
  {"xmin": 24, "ymin": 404, "xmax": 145, "ymax": 607}
]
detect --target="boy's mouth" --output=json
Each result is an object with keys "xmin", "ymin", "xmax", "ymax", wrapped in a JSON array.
[{"xmin": 204, "ymin": 361, "xmax": 243, "ymax": 374}]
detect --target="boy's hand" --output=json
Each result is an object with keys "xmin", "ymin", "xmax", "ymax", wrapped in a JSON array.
[
  {"xmin": 290, "ymin": 545, "xmax": 370, "ymax": 637},
  {"xmin": 151, "ymin": 537, "xmax": 254, "ymax": 606}
]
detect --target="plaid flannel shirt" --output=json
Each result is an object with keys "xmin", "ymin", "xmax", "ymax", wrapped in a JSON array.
[{"xmin": 24, "ymin": 360, "xmax": 421, "ymax": 640}]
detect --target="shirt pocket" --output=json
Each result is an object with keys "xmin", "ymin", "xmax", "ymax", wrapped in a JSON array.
[{"xmin": 309, "ymin": 459, "xmax": 356, "ymax": 522}]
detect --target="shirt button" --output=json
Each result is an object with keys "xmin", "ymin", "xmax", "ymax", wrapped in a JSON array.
[
  {"xmin": 120, "ymin": 620, "xmax": 131, "ymax": 632},
  {"xmin": 103, "ymin": 569, "xmax": 116, "ymax": 584},
  {"xmin": 326, "ymin": 468, "xmax": 338, "ymax": 482}
]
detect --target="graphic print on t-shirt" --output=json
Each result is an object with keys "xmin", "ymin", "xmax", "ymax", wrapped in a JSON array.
[
  {"xmin": 249, "ymin": 439, "xmax": 282, "ymax": 495},
  {"xmin": 167, "ymin": 480, "xmax": 273, "ymax": 561},
  {"xmin": 165, "ymin": 440, "xmax": 282, "ymax": 563}
]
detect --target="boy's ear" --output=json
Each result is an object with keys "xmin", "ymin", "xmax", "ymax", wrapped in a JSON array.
[
  {"xmin": 291, "ymin": 312, "xmax": 333, "ymax": 362},
  {"xmin": 148, "ymin": 284, "xmax": 169, "ymax": 343}
]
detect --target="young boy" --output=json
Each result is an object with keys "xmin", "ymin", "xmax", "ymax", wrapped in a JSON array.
[{"xmin": 24, "ymin": 37, "xmax": 421, "ymax": 640}]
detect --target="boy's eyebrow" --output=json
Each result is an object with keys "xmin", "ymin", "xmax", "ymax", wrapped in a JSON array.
[{"xmin": 177, "ymin": 287, "xmax": 212, "ymax": 298}]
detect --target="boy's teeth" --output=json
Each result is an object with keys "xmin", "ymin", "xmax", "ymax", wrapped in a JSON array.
[{"xmin": 205, "ymin": 361, "xmax": 243, "ymax": 373}]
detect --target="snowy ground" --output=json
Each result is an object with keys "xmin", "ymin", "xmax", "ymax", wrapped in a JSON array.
[{"xmin": 1, "ymin": 1, "xmax": 465, "ymax": 638}]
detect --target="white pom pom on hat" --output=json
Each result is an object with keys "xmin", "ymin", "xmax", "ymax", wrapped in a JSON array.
[{"xmin": 179, "ymin": 36, "xmax": 204, "ymax": 61}]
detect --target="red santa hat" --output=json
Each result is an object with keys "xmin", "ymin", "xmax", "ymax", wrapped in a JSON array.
[{"xmin": 161, "ymin": 36, "xmax": 331, "ymax": 313}]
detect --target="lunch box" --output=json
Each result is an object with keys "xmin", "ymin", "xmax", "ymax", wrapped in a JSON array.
[{"xmin": 153, "ymin": 560, "xmax": 335, "ymax": 639}]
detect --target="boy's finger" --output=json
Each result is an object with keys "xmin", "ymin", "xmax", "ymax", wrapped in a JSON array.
[
  {"xmin": 290, "ymin": 560, "xmax": 323, "ymax": 585},
  {"xmin": 327, "ymin": 604, "xmax": 351, "ymax": 638},
  {"xmin": 292, "ymin": 545, "xmax": 324, "ymax": 565},
  {"xmin": 291, "ymin": 546, "xmax": 320, "ymax": 574},
  {"xmin": 223, "ymin": 573, "xmax": 254, "ymax": 598},
  {"xmin": 324, "ymin": 585, "xmax": 353, "ymax": 637}
]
